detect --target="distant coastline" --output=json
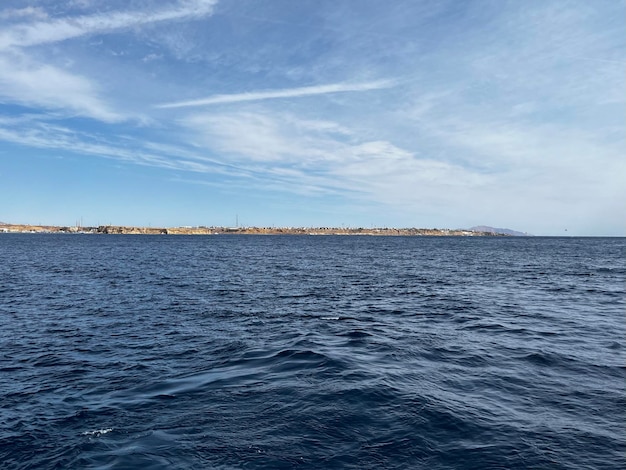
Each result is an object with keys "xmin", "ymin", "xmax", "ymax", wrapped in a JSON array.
[{"xmin": 0, "ymin": 223, "xmax": 508, "ymax": 236}]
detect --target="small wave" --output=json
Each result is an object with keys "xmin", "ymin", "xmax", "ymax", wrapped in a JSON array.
[
  {"xmin": 338, "ymin": 330, "xmax": 373, "ymax": 339},
  {"xmin": 271, "ymin": 349, "xmax": 336, "ymax": 371},
  {"xmin": 521, "ymin": 351, "xmax": 556, "ymax": 367},
  {"xmin": 519, "ymin": 350, "xmax": 580, "ymax": 369},
  {"xmin": 83, "ymin": 428, "xmax": 113, "ymax": 437},
  {"xmin": 596, "ymin": 267, "xmax": 626, "ymax": 274}
]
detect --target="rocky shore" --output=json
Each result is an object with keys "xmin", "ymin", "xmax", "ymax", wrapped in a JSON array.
[{"xmin": 0, "ymin": 223, "xmax": 505, "ymax": 236}]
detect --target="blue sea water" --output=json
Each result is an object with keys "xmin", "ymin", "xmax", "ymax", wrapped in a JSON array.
[{"xmin": 0, "ymin": 234, "xmax": 624, "ymax": 469}]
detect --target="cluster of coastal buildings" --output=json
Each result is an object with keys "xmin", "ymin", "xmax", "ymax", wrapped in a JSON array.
[{"xmin": 0, "ymin": 223, "xmax": 507, "ymax": 236}]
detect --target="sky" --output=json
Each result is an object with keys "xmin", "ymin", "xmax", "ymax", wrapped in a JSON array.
[{"xmin": 0, "ymin": 0, "xmax": 624, "ymax": 235}]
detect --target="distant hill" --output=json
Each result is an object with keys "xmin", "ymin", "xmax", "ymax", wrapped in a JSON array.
[{"xmin": 469, "ymin": 226, "xmax": 531, "ymax": 236}]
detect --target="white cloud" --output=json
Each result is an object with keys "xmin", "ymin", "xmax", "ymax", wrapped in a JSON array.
[
  {"xmin": 157, "ymin": 80, "xmax": 396, "ymax": 108},
  {"xmin": 0, "ymin": 118, "xmax": 237, "ymax": 176},
  {"xmin": 0, "ymin": 1, "xmax": 218, "ymax": 122},
  {"xmin": 0, "ymin": 7, "xmax": 48, "ymax": 20},
  {"xmin": 396, "ymin": 90, "xmax": 626, "ymax": 232},
  {"xmin": 142, "ymin": 53, "xmax": 163, "ymax": 63},
  {"xmin": 0, "ymin": 53, "xmax": 123, "ymax": 122},
  {"xmin": 184, "ymin": 112, "xmax": 348, "ymax": 163},
  {"xmin": 178, "ymin": 102, "xmax": 626, "ymax": 233},
  {"xmin": 180, "ymin": 109, "xmax": 490, "ymax": 209},
  {"xmin": 0, "ymin": 0, "xmax": 217, "ymax": 50}
]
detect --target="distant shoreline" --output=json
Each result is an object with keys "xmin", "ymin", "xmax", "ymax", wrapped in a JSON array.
[{"xmin": 0, "ymin": 223, "xmax": 506, "ymax": 237}]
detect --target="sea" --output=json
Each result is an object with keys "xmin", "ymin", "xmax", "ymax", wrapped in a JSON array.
[{"xmin": 0, "ymin": 234, "xmax": 624, "ymax": 469}]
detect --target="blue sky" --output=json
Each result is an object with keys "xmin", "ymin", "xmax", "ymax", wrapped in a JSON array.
[{"xmin": 0, "ymin": 0, "xmax": 624, "ymax": 235}]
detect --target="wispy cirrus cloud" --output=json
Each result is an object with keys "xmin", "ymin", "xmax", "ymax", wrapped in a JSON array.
[
  {"xmin": 0, "ymin": 7, "xmax": 48, "ymax": 21},
  {"xmin": 0, "ymin": 0, "xmax": 217, "ymax": 50},
  {"xmin": 156, "ymin": 79, "xmax": 396, "ymax": 108},
  {"xmin": 177, "ymin": 98, "xmax": 626, "ymax": 232},
  {"xmin": 0, "ymin": 1, "xmax": 218, "ymax": 122},
  {"xmin": 0, "ymin": 53, "xmax": 123, "ymax": 122},
  {"xmin": 0, "ymin": 117, "xmax": 238, "ymax": 176},
  {"xmin": 180, "ymin": 109, "xmax": 488, "ymax": 207}
]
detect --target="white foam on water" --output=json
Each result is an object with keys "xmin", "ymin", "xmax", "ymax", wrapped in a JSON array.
[{"xmin": 83, "ymin": 428, "xmax": 113, "ymax": 437}]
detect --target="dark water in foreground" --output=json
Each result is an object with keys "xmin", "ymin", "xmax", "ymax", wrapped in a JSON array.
[{"xmin": 0, "ymin": 235, "xmax": 624, "ymax": 469}]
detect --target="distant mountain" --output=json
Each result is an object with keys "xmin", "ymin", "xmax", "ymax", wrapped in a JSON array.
[{"xmin": 470, "ymin": 226, "xmax": 531, "ymax": 236}]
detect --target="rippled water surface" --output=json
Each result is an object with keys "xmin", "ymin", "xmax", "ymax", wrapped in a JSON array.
[{"xmin": 1, "ymin": 234, "xmax": 624, "ymax": 469}]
